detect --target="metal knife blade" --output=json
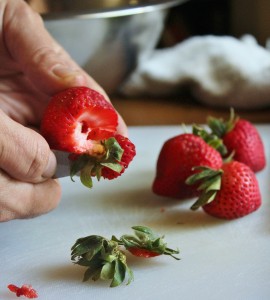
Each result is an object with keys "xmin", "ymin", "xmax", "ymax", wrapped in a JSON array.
[{"xmin": 52, "ymin": 150, "xmax": 71, "ymax": 178}]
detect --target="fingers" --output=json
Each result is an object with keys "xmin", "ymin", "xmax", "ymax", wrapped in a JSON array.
[
  {"xmin": 4, "ymin": 0, "xmax": 116, "ymax": 97},
  {"xmin": 0, "ymin": 170, "xmax": 61, "ymax": 222},
  {"xmin": 0, "ymin": 110, "xmax": 56, "ymax": 182},
  {"xmin": 0, "ymin": 104, "xmax": 61, "ymax": 222},
  {"xmin": 4, "ymin": 0, "xmax": 128, "ymax": 133},
  {"xmin": 4, "ymin": 0, "xmax": 87, "ymax": 94}
]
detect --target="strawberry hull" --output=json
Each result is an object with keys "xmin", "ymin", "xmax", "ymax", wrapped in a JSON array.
[{"xmin": 101, "ymin": 134, "xmax": 136, "ymax": 180}]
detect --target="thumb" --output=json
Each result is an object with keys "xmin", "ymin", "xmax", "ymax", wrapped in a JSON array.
[
  {"xmin": 4, "ymin": 0, "xmax": 87, "ymax": 95},
  {"xmin": 0, "ymin": 110, "xmax": 56, "ymax": 183}
]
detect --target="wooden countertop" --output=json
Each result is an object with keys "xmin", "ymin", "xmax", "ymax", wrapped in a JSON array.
[{"xmin": 112, "ymin": 96, "xmax": 270, "ymax": 126}]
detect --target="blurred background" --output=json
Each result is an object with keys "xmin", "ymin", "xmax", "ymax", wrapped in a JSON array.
[
  {"xmin": 26, "ymin": 0, "xmax": 270, "ymax": 124},
  {"xmin": 160, "ymin": 0, "xmax": 270, "ymax": 47}
]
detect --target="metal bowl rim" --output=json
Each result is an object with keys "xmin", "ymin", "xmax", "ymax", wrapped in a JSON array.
[{"xmin": 39, "ymin": 0, "xmax": 187, "ymax": 20}]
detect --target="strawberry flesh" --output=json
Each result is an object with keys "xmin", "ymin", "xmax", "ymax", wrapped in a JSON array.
[
  {"xmin": 41, "ymin": 87, "xmax": 118, "ymax": 154},
  {"xmin": 127, "ymin": 247, "xmax": 160, "ymax": 258},
  {"xmin": 8, "ymin": 284, "xmax": 38, "ymax": 298}
]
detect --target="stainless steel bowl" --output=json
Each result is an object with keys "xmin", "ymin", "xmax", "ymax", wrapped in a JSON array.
[{"xmin": 27, "ymin": 0, "xmax": 188, "ymax": 94}]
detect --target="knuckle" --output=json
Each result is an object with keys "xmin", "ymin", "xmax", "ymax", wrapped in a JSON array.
[
  {"xmin": 0, "ymin": 117, "xmax": 50, "ymax": 182},
  {"xmin": 25, "ymin": 140, "xmax": 49, "ymax": 181},
  {"xmin": 31, "ymin": 46, "xmax": 56, "ymax": 65}
]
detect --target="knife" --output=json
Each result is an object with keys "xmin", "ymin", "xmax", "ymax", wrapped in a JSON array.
[{"xmin": 53, "ymin": 150, "xmax": 71, "ymax": 178}]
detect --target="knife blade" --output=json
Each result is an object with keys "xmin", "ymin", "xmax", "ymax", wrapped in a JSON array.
[{"xmin": 52, "ymin": 150, "xmax": 71, "ymax": 178}]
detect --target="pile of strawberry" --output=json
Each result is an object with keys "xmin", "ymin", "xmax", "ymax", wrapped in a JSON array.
[
  {"xmin": 152, "ymin": 110, "xmax": 266, "ymax": 220},
  {"xmin": 41, "ymin": 87, "xmax": 136, "ymax": 188}
]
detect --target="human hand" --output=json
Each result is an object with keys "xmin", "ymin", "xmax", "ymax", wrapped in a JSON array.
[
  {"xmin": 0, "ymin": 0, "xmax": 127, "ymax": 221},
  {"xmin": 0, "ymin": 109, "xmax": 61, "ymax": 221}
]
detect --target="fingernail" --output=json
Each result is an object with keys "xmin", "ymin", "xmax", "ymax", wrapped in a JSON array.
[
  {"xmin": 43, "ymin": 151, "xmax": 57, "ymax": 178},
  {"xmin": 52, "ymin": 65, "xmax": 85, "ymax": 85}
]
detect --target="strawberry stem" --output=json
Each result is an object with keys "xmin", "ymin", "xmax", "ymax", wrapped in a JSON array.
[
  {"xmin": 192, "ymin": 125, "xmax": 227, "ymax": 156},
  {"xmin": 207, "ymin": 107, "xmax": 238, "ymax": 137}
]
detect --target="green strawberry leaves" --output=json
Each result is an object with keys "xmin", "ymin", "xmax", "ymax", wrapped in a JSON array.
[
  {"xmin": 71, "ymin": 235, "xmax": 133, "ymax": 287},
  {"xmin": 192, "ymin": 109, "xmax": 239, "ymax": 158},
  {"xmin": 71, "ymin": 226, "xmax": 180, "ymax": 287},
  {"xmin": 192, "ymin": 125, "xmax": 227, "ymax": 156},
  {"xmin": 113, "ymin": 226, "xmax": 180, "ymax": 260},
  {"xmin": 69, "ymin": 137, "xmax": 124, "ymax": 188},
  {"xmin": 186, "ymin": 166, "xmax": 223, "ymax": 210},
  {"xmin": 207, "ymin": 107, "xmax": 238, "ymax": 138}
]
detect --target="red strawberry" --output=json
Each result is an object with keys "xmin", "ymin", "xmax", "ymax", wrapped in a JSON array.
[
  {"xmin": 152, "ymin": 133, "xmax": 223, "ymax": 199},
  {"xmin": 41, "ymin": 87, "xmax": 136, "ymax": 187},
  {"xmin": 208, "ymin": 110, "xmax": 266, "ymax": 172},
  {"xmin": 41, "ymin": 86, "xmax": 118, "ymax": 154},
  {"xmin": 187, "ymin": 161, "xmax": 261, "ymax": 219}
]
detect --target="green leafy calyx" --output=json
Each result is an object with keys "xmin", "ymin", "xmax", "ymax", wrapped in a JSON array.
[
  {"xmin": 69, "ymin": 137, "xmax": 124, "ymax": 188},
  {"xmin": 71, "ymin": 235, "xmax": 133, "ymax": 287},
  {"xmin": 113, "ymin": 226, "xmax": 180, "ymax": 260},
  {"xmin": 192, "ymin": 125, "xmax": 227, "ymax": 156},
  {"xmin": 207, "ymin": 107, "xmax": 238, "ymax": 138},
  {"xmin": 185, "ymin": 166, "xmax": 223, "ymax": 210},
  {"xmin": 71, "ymin": 226, "xmax": 180, "ymax": 287}
]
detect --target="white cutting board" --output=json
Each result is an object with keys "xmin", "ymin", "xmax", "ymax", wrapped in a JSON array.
[{"xmin": 0, "ymin": 125, "xmax": 270, "ymax": 300}]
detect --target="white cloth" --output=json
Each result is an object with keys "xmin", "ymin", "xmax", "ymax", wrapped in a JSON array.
[{"xmin": 120, "ymin": 35, "xmax": 270, "ymax": 109}]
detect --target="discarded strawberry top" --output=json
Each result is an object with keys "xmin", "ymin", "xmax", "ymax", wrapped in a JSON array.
[{"xmin": 71, "ymin": 226, "xmax": 180, "ymax": 287}]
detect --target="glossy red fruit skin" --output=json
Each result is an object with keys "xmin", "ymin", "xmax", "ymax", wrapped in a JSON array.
[
  {"xmin": 152, "ymin": 134, "xmax": 223, "ymax": 199},
  {"xmin": 40, "ymin": 87, "xmax": 118, "ymax": 153},
  {"xmin": 101, "ymin": 134, "xmax": 136, "ymax": 179},
  {"xmin": 223, "ymin": 119, "xmax": 266, "ymax": 172},
  {"xmin": 203, "ymin": 161, "xmax": 261, "ymax": 219},
  {"xmin": 127, "ymin": 247, "xmax": 160, "ymax": 258}
]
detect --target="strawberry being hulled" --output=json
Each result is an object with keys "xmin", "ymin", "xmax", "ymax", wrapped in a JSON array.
[{"xmin": 41, "ymin": 87, "xmax": 136, "ymax": 187}]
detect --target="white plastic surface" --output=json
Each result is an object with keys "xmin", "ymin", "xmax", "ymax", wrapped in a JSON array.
[{"xmin": 1, "ymin": 125, "xmax": 270, "ymax": 300}]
